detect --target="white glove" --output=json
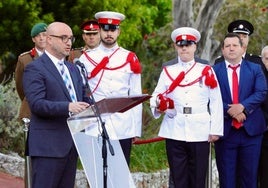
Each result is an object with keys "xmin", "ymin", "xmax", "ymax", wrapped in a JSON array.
[{"xmin": 165, "ymin": 108, "xmax": 177, "ymax": 118}]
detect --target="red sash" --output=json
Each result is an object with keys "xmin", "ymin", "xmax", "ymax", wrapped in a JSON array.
[
  {"xmin": 163, "ymin": 63, "xmax": 217, "ymax": 95},
  {"xmin": 83, "ymin": 48, "xmax": 142, "ymax": 94},
  {"xmin": 83, "ymin": 48, "xmax": 141, "ymax": 79}
]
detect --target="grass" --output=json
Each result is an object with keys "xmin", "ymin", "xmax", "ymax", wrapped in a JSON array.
[
  {"xmin": 130, "ymin": 105, "xmax": 169, "ymax": 173},
  {"xmin": 77, "ymin": 103, "xmax": 169, "ymax": 173},
  {"xmin": 130, "ymin": 139, "xmax": 168, "ymax": 173},
  {"xmin": 77, "ymin": 139, "xmax": 169, "ymax": 173}
]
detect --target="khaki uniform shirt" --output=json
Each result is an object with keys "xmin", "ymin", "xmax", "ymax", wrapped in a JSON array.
[{"xmin": 15, "ymin": 48, "xmax": 39, "ymax": 119}]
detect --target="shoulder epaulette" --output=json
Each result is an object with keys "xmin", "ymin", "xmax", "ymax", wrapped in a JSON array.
[
  {"xmin": 19, "ymin": 50, "xmax": 31, "ymax": 57},
  {"xmin": 197, "ymin": 62, "xmax": 208, "ymax": 67},
  {"xmin": 249, "ymin": 54, "xmax": 261, "ymax": 58},
  {"xmin": 19, "ymin": 48, "xmax": 36, "ymax": 58}
]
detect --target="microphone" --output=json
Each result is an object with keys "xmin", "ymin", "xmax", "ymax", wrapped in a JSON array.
[
  {"xmin": 73, "ymin": 58, "xmax": 85, "ymax": 68},
  {"xmin": 73, "ymin": 58, "xmax": 93, "ymax": 102}
]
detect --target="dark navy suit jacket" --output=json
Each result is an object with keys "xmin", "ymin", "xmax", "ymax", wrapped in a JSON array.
[
  {"xmin": 23, "ymin": 53, "xmax": 88, "ymax": 157},
  {"xmin": 213, "ymin": 59, "xmax": 267, "ymax": 139}
]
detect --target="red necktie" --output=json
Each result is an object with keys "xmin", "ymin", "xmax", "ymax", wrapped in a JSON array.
[{"xmin": 229, "ymin": 65, "xmax": 242, "ymax": 129}]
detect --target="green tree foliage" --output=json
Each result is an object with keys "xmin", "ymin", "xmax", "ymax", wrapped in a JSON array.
[
  {"xmin": 68, "ymin": 0, "xmax": 172, "ymax": 50},
  {"xmin": 0, "ymin": 0, "xmax": 172, "ymax": 82},
  {"xmin": 0, "ymin": 0, "xmax": 53, "ymax": 81},
  {"xmin": 2, "ymin": 0, "xmax": 268, "ymax": 172},
  {"xmin": 0, "ymin": 0, "xmax": 53, "ymax": 55},
  {"xmin": 0, "ymin": 79, "xmax": 23, "ymax": 155},
  {"xmin": 0, "ymin": 0, "xmax": 171, "ymax": 154},
  {"xmin": 214, "ymin": 0, "xmax": 268, "ymax": 56}
]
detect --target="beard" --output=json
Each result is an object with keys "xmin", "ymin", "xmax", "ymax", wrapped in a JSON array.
[{"xmin": 101, "ymin": 37, "xmax": 117, "ymax": 46}]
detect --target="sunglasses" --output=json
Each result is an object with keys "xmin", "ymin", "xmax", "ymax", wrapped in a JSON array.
[
  {"xmin": 176, "ymin": 40, "xmax": 196, "ymax": 47},
  {"xmin": 100, "ymin": 24, "xmax": 119, "ymax": 32}
]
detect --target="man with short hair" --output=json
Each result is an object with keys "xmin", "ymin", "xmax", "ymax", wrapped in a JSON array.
[
  {"xmin": 15, "ymin": 22, "xmax": 47, "ymax": 120},
  {"xmin": 68, "ymin": 20, "xmax": 100, "ymax": 62},
  {"xmin": 150, "ymin": 27, "xmax": 223, "ymax": 188},
  {"xmin": 23, "ymin": 22, "xmax": 90, "ymax": 188},
  {"xmin": 79, "ymin": 11, "xmax": 142, "ymax": 166},
  {"xmin": 213, "ymin": 33, "xmax": 267, "ymax": 188}
]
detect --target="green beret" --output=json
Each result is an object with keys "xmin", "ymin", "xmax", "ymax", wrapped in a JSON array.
[{"xmin": 30, "ymin": 23, "xmax": 47, "ymax": 37}]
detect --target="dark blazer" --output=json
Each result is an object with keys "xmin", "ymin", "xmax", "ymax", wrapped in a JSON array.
[
  {"xmin": 213, "ymin": 59, "xmax": 267, "ymax": 139},
  {"xmin": 23, "ymin": 53, "xmax": 87, "ymax": 157},
  {"xmin": 215, "ymin": 53, "xmax": 268, "ymax": 79}
]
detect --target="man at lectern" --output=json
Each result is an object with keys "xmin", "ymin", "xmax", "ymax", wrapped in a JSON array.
[{"xmin": 23, "ymin": 22, "xmax": 90, "ymax": 188}]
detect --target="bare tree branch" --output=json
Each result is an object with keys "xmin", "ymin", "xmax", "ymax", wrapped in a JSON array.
[{"xmin": 172, "ymin": 0, "xmax": 225, "ymax": 63}]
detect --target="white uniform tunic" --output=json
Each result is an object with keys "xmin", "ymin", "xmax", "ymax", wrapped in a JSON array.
[
  {"xmin": 150, "ymin": 58, "xmax": 223, "ymax": 142},
  {"xmin": 79, "ymin": 43, "xmax": 142, "ymax": 140}
]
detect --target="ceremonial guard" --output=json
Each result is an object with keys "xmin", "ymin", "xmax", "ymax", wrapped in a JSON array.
[
  {"xmin": 68, "ymin": 20, "xmax": 100, "ymax": 62},
  {"xmin": 150, "ymin": 27, "xmax": 223, "ymax": 188},
  {"xmin": 79, "ymin": 11, "xmax": 142, "ymax": 165},
  {"xmin": 15, "ymin": 22, "xmax": 47, "ymax": 119}
]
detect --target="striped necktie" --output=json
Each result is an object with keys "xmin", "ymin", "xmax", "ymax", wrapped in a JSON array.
[{"xmin": 58, "ymin": 61, "xmax": 77, "ymax": 102}]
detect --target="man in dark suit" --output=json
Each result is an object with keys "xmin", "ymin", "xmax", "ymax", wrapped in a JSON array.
[
  {"xmin": 213, "ymin": 33, "xmax": 267, "ymax": 188},
  {"xmin": 215, "ymin": 19, "xmax": 268, "ymax": 188},
  {"xmin": 23, "ymin": 22, "xmax": 90, "ymax": 188}
]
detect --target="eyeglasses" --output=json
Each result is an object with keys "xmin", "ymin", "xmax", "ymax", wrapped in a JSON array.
[{"xmin": 49, "ymin": 35, "xmax": 75, "ymax": 43}]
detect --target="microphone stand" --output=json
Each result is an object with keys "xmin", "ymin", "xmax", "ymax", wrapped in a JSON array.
[{"xmin": 78, "ymin": 62, "xmax": 114, "ymax": 188}]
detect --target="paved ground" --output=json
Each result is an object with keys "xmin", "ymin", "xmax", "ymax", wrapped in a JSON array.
[{"xmin": 0, "ymin": 171, "xmax": 24, "ymax": 188}]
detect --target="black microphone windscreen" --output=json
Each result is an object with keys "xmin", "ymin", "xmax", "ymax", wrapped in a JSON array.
[{"xmin": 74, "ymin": 58, "xmax": 85, "ymax": 68}]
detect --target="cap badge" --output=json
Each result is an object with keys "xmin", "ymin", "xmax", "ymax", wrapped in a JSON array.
[
  {"xmin": 182, "ymin": 35, "xmax": 187, "ymax": 40},
  {"xmin": 108, "ymin": 19, "xmax": 113, "ymax": 24},
  {"xmin": 89, "ymin": 24, "xmax": 93, "ymax": 29},
  {"xmin": 238, "ymin": 24, "xmax": 244, "ymax": 29}
]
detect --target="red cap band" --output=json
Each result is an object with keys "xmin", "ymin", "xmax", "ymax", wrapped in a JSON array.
[
  {"xmin": 98, "ymin": 18, "xmax": 121, "ymax": 25},
  {"xmin": 83, "ymin": 23, "xmax": 99, "ymax": 30},
  {"xmin": 176, "ymin": 34, "xmax": 197, "ymax": 42}
]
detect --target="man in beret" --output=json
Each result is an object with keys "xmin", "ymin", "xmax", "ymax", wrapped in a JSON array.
[
  {"xmin": 68, "ymin": 19, "xmax": 100, "ymax": 62},
  {"xmin": 150, "ymin": 27, "xmax": 223, "ymax": 188},
  {"xmin": 79, "ymin": 11, "xmax": 142, "ymax": 166},
  {"xmin": 15, "ymin": 22, "xmax": 47, "ymax": 120},
  {"xmin": 14, "ymin": 21, "xmax": 47, "ymax": 188}
]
